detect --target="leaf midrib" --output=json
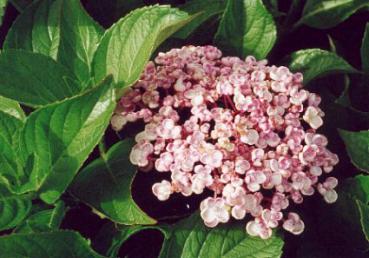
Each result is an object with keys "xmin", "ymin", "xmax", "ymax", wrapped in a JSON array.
[{"xmin": 302, "ymin": 0, "xmax": 368, "ymax": 21}]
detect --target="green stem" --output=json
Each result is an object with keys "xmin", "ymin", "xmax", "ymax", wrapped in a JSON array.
[
  {"xmin": 284, "ymin": 0, "xmax": 301, "ymax": 27},
  {"xmin": 98, "ymin": 139, "xmax": 107, "ymax": 158}
]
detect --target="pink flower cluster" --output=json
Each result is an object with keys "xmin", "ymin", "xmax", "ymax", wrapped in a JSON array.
[{"xmin": 111, "ymin": 46, "xmax": 339, "ymax": 239}]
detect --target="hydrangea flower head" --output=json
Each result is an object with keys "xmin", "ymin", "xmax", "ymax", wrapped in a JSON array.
[{"xmin": 112, "ymin": 45, "xmax": 339, "ymax": 238}]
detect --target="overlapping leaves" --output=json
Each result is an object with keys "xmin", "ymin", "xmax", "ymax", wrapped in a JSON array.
[
  {"xmin": 0, "ymin": 49, "xmax": 81, "ymax": 107},
  {"xmin": 4, "ymin": 0, "xmax": 103, "ymax": 85},
  {"xmin": 298, "ymin": 0, "xmax": 369, "ymax": 29},
  {"xmin": 14, "ymin": 201, "xmax": 66, "ymax": 233},
  {"xmin": 70, "ymin": 139, "xmax": 156, "ymax": 225},
  {"xmin": 0, "ymin": 0, "xmax": 368, "ymax": 257},
  {"xmin": 288, "ymin": 48, "xmax": 357, "ymax": 84},
  {"xmin": 93, "ymin": 5, "xmax": 192, "ymax": 90},
  {"xmin": 215, "ymin": 0, "xmax": 276, "ymax": 59},
  {"xmin": 0, "ymin": 231, "xmax": 104, "ymax": 258},
  {"xmin": 16, "ymin": 76, "xmax": 115, "ymax": 203},
  {"xmin": 93, "ymin": 213, "xmax": 284, "ymax": 258},
  {"xmin": 159, "ymin": 213, "xmax": 284, "ymax": 258}
]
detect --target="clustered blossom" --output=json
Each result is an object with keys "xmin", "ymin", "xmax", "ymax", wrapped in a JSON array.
[{"xmin": 111, "ymin": 46, "xmax": 339, "ymax": 239}]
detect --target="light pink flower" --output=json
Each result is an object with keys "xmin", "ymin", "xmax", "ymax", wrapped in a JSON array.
[
  {"xmin": 261, "ymin": 209, "xmax": 283, "ymax": 228},
  {"xmin": 152, "ymin": 180, "xmax": 172, "ymax": 201},
  {"xmin": 317, "ymin": 177, "xmax": 338, "ymax": 203},
  {"xmin": 303, "ymin": 106, "xmax": 323, "ymax": 129},
  {"xmin": 156, "ymin": 119, "xmax": 182, "ymax": 139},
  {"xmin": 112, "ymin": 45, "xmax": 339, "ymax": 239},
  {"xmin": 245, "ymin": 170, "xmax": 267, "ymax": 192},
  {"xmin": 246, "ymin": 218, "xmax": 272, "ymax": 239},
  {"xmin": 200, "ymin": 197, "xmax": 230, "ymax": 227},
  {"xmin": 200, "ymin": 147, "xmax": 223, "ymax": 168},
  {"xmin": 129, "ymin": 140, "xmax": 154, "ymax": 167},
  {"xmin": 155, "ymin": 152, "xmax": 174, "ymax": 172},
  {"xmin": 283, "ymin": 212, "xmax": 305, "ymax": 235},
  {"xmin": 235, "ymin": 158, "xmax": 251, "ymax": 174}
]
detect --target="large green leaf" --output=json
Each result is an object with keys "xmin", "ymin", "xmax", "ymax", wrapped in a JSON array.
[
  {"xmin": 5, "ymin": 0, "xmax": 102, "ymax": 84},
  {"xmin": 57, "ymin": 0, "xmax": 104, "ymax": 84},
  {"xmin": 0, "ymin": 104, "xmax": 24, "ymax": 187},
  {"xmin": 288, "ymin": 49, "xmax": 357, "ymax": 84},
  {"xmin": 0, "ymin": 110, "xmax": 23, "ymax": 147},
  {"xmin": 0, "ymin": 231, "xmax": 105, "ymax": 258},
  {"xmin": 0, "ymin": 96, "xmax": 25, "ymax": 121},
  {"xmin": 361, "ymin": 22, "xmax": 369, "ymax": 72},
  {"xmin": 92, "ymin": 5, "xmax": 191, "ymax": 90},
  {"xmin": 0, "ymin": 184, "xmax": 32, "ymax": 231},
  {"xmin": 159, "ymin": 213, "xmax": 284, "ymax": 258},
  {"xmin": 0, "ymin": 138, "xmax": 20, "ymax": 188},
  {"xmin": 70, "ymin": 139, "xmax": 156, "ymax": 225},
  {"xmin": 4, "ymin": 0, "xmax": 62, "ymax": 60},
  {"xmin": 12, "ymin": 76, "xmax": 115, "ymax": 203},
  {"xmin": 214, "ymin": 0, "xmax": 276, "ymax": 59},
  {"xmin": 298, "ymin": 0, "xmax": 369, "ymax": 29},
  {"xmin": 174, "ymin": 0, "xmax": 226, "ymax": 39},
  {"xmin": 14, "ymin": 201, "xmax": 66, "ymax": 233},
  {"xmin": 0, "ymin": 49, "xmax": 81, "ymax": 107},
  {"xmin": 339, "ymin": 130, "xmax": 369, "ymax": 172}
]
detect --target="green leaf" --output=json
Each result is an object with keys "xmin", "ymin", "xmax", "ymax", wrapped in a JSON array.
[
  {"xmin": 288, "ymin": 49, "xmax": 357, "ymax": 84},
  {"xmin": 13, "ymin": 76, "xmax": 115, "ymax": 203},
  {"xmin": 0, "ymin": 107, "xmax": 24, "ymax": 187},
  {"xmin": 15, "ymin": 201, "xmax": 66, "ymax": 233},
  {"xmin": 357, "ymin": 200, "xmax": 369, "ymax": 242},
  {"xmin": 174, "ymin": 0, "xmax": 226, "ymax": 39},
  {"xmin": 298, "ymin": 0, "xmax": 369, "ymax": 29},
  {"xmin": 334, "ymin": 75, "xmax": 351, "ymax": 107},
  {"xmin": 0, "ymin": 110, "xmax": 24, "ymax": 146},
  {"xmin": 0, "ymin": 49, "xmax": 81, "ymax": 107},
  {"xmin": 342, "ymin": 175, "xmax": 369, "ymax": 203},
  {"xmin": 0, "ymin": 138, "xmax": 20, "ymax": 187},
  {"xmin": 58, "ymin": 0, "xmax": 104, "ymax": 84},
  {"xmin": 159, "ymin": 213, "xmax": 284, "ymax": 258},
  {"xmin": 5, "ymin": 0, "xmax": 102, "ymax": 84},
  {"xmin": 0, "ymin": 184, "xmax": 32, "ymax": 231},
  {"xmin": 92, "ymin": 5, "xmax": 191, "ymax": 90},
  {"xmin": 70, "ymin": 139, "xmax": 156, "ymax": 225},
  {"xmin": 0, "ymin": 96, "xmax": 26, "ymax": 121},
  {"xmin": 339, "ymin": 129, "xmax": 369, "ymax": 172},
  {"xmin": 0, "ymin": 0, "xmax": 7, "ymax": 25},
  {"xmin": 214, "ymin": 0, "xmax": 277, "ymax": 59},
  {"xmin": 0, "ymin": 231, "xmax": 105, "ymax": 258},
  {"xmin": 4, "ymin": 0, "xmax": 62, "ymax": 60},
  {"xmin": 361, "ymin": 22, "xmax": 369, "ymax": 72}
]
